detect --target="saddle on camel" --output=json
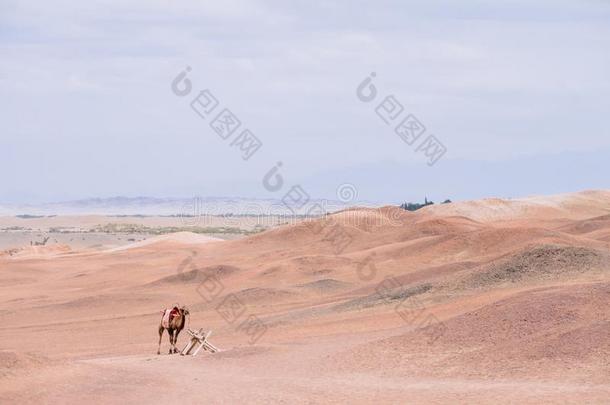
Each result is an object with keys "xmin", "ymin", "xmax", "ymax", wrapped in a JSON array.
[
  {"xmin": 157, "ymin": 305, "xmax": 189, "ymax": 355},
  {"xmin": 162, "ymin": 307, "xmax": 181, "ymax": 329}
]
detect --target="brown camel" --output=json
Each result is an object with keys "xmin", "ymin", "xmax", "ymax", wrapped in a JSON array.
[{"xmin": 157, "ymin": 306, "xmax": 190, "ymax": 354}]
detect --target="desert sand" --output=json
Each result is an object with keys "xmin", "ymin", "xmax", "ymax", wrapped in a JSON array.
[{"xmin": 1, "ymin": 190, "xmax": 609, "ymax": 404}]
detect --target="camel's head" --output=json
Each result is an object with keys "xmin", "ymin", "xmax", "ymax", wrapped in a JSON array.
[{"xmin": 180, "ymin": 306, "xmax": 190, "ymax": 317}]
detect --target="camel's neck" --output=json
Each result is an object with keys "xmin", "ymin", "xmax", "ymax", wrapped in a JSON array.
[{"xmin": 178, "ymin": 313, "xmax": 186, "ymax": 329}]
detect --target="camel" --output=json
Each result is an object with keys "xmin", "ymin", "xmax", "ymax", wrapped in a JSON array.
[{"xmin": 157, "ymin": 305, "xmax": 190, "ymax": 354}]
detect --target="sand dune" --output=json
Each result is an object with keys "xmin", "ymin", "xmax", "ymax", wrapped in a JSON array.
[
  {"xmin": 104, "ymin": 231, "xmax": 222, "ymax": 252},
  {"xmin": 0, "ymin": 244, "xmax": 72, "ymax": 258},
  {"xmin": 1, "ymin": 190, "xmax": 609, "ymax": 403},
  {"xmin": 421, "ymin": 189, "xmax": 610, "ymax": 222},
  {"xmin": 337, "ymin": 282, "xmax": 610, "ymax": 382}
]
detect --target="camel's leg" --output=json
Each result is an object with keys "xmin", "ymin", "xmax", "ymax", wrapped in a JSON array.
[
  {"xmin": 173, "ymin": 330, "xmax": 181, "ymax": 353},
  {"xmin": 168, "ymin": 329, "xmax": 175, "ymax": 354},
  {"xmin": 157, "ymin": 325, "xmax": 164, "ymax": 355}
]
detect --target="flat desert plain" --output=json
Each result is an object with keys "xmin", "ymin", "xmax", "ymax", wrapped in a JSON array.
[{"xmin": 1, "ymin": 190, "xmax": 609, "ymax": 404}]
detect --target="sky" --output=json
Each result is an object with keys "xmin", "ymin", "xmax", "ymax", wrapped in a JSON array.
[{"xmin": 1, "ymin": 0, "xmax": 609, "ymax": 204}]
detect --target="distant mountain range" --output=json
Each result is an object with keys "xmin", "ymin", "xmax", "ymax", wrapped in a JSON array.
[{"xmin": 0, "ymin": 196, "xmax": 377, "ymax": 216}]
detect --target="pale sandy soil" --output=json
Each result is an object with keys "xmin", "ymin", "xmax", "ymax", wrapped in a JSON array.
[
  {"xmin": 0, "ymin": 190, "xmax": 609, "ymax": 404},
  {"xmin": 0, "ymin": 214, "xmax": 282, "ymax": 251}
]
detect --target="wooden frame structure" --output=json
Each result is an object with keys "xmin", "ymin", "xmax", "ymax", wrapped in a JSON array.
[{"xmin": 181, "ymin": 328, "xmax": 220, "ymax": 356}]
